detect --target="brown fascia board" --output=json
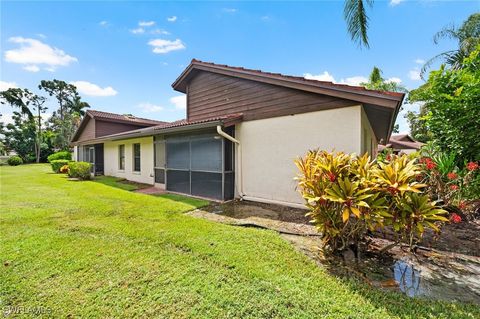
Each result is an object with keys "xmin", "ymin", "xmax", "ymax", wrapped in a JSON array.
[{"xmin": 172, "ymin": 61, "xmax": 404, "ymax": 109}]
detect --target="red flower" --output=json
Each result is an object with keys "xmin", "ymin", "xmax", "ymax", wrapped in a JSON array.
[
  {"xmin": 447, "ymin": 172, "xmax": 458, "ymax": 180},
  {"xmin": 426, "ymin": 160, "xmax": 437, "ymax": 170},
  {"xmin": 421, "ymin": 157, "xmax": 437, "ymax": 170},
  {"xmin": 467, "ymin": 162, "xmax": 479, "ymax": 171},
  {"xmin": 449, "ymin": 184, "xmax": 459, "ymax": 191},
  {"xmin": 386, "ymin": 154, "xmax": 392, "ymax": 161},
  {"xmin": 327, "ymin": 172, "xmax": 336, "ymax": 182},
  {"xmin": 458, "ymin": 201, "xmax": 467, "ymax": 210},
  {"xmin": 450, "ymin": 213, "xmax": 462, "ymax": 224}
]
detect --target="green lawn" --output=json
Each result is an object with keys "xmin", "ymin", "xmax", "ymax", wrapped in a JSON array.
[{"xmin": 1, "ymin": 164, "xmax": 479, "ymax": 318}]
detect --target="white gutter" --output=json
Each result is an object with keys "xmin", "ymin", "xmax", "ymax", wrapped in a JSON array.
[{"xmin": 216, "ymin": 125, "xmax": 244, "ymax": 197}]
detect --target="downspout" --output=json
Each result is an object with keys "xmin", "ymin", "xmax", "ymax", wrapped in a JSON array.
[{"xmin": 216, "ymin": 125, "xmax": 244, "ymax": 198}]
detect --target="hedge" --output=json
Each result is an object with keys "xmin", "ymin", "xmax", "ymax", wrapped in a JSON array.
[
  {"xmin": 51, "ymin": 160, "xmax": 70, "ymax": 173},
  {"xmin": 47, "ymin": 151, "xmax": 72, "ymax": 163},
  {"xmin": 68, "ymin": 162, "xmax": 92, "ymax": 180}
]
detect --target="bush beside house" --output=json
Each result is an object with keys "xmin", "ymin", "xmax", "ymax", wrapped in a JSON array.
[
  {"xmin": 50, "ymin": 160, "xmax": 71, "ymax": 173},
  {"xmin": 68, "ymin": 162, "xmax": 92, "ymax": 180},
  {"xmin": 47, "ymin": 151, "xmax": 72, "ymax": 163}
]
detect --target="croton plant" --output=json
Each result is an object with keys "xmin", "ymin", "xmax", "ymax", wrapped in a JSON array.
[{"xmin": 295, "ymin": 151, "xmax": 448, "ymax": 253}]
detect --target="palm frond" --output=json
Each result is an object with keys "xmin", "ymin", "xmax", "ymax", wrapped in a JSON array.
[
  {"xmin": 433, "ymin": 26, "xmax": 459, "ymax": 44},
  {"xmin": 344, "ymin": 0, "xmax": 373, "ymax": 48},
  {"xmin": 420, "ymin": 50, "xmax": 456, "ymax": 79}
]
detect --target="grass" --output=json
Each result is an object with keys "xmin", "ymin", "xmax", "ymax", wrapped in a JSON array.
[
  {"xmin": 93, "ymin": 175, "xmax": 151, "ymax": 192},
  {"xmin": 1, "ymin": 164, "xmax": 479, "ymax": 318}
]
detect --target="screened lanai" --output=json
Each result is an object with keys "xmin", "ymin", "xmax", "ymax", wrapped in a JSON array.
[{"xmin": 154, "ymin": 128, "xmax": 235, "ymax": 201}]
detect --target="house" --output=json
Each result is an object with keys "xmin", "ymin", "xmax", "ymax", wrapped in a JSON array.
[
  {"xmin": 378, "ymin": 134, "xmax": 423, "ymax": 154},
  {"xmin": 71, "ymin": 59, "xmax": 404, "ymax": 207}
]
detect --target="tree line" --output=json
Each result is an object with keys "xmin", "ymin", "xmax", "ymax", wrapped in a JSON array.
[{"xmin": 0, "ymin": 80, "xmax": 90, "ymax": 163}]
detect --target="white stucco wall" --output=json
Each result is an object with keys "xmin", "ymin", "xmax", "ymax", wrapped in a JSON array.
[
  {"xmin": 235, "ymin": 105, "xmax": 364, "ymax": 206},
  {"xmin": 104, "ymin": 136, "xmax": 154, "ymax": 185},
  {"xmin": 361, "ymin": 106, "xmax": 378, "ymax": 157}
]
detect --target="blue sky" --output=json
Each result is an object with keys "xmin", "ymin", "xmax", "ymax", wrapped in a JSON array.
[{"xmin": 1, "ymin": 1, "xmax": 478, "ymax": 132}]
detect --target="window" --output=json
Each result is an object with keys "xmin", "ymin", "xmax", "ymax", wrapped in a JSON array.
[
  {"xmin": 133, "ymin": 143, "xmax": 141, "ymax": 172},
  {"xmin": 118, "ymin": 145, "xmax": 125, "ymax": 170}
]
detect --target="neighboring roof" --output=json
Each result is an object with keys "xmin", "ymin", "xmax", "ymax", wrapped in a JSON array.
[
  {"xmin": 173, "ymin": 59, "xmax": 404, "ymax": 108},
  {"xmin": 71, "ymin": 109, "xmax": 168, "ymax": 143},
  {"xmin": 72, "ymin": 113, "xmax": 243, "ymax": 145},
  {"xmin": 86, "ymin": 110, "xmax": 167, "ymax": 126},
  {"xmin": 378, "ymin": 134, "xmax": 424, "ymax": 151}
]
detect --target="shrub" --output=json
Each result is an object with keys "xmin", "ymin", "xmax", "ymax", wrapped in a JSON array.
[
  {"xmin": 7, "ymin": 155, "xmax": 23, "ymax": 166},
  {"xmin": 50, "ymin": 160, "xmax": 70, "ymax": 173},
  {"xmin": 295, "ymin": 151, "xmax": 448, "ymax": 253},
  {"xmin": 68, "ymin": 161, "xmax": 92, "ymax": 180},
  {"xmin": 59, "ymin": 164, "xmax": 69, "ymax": 174},
  {"xmin": 47, "ymin": 151, "xmax": 72, "ymax": 163}
]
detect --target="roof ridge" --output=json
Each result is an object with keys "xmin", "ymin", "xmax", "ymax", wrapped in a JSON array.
[
  {"xmin": 87, "ymin": 109, "xmax": 168, "ymax": 124},
  {"xmin": 189, "ymin": 59, "xmax": 404, "ymax": 98}
]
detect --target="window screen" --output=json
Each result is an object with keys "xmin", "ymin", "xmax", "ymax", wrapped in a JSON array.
[
  {"xmin": 190, "ymin": 136, "xmax": 222, "ymax": 172},
  {"xmin": 133, "ymin": 143, "xmax": 141, "ymax": 172},
  {"xmin": 155, "ymin": 141, "xmax": 165, "ymax": 168},
  {"xmin": 166, "ymin": 137, "xmax": 190, "ymax": 169},
  {"xmin": 155, "ymin": 168, "xmax": 165, "ymax": 184},
  {"xmin": 167, "ymin": 170, "xmax": 190, "ymax": 193},
  {"xmin": 119, "ymin": 145, "xmax": 125, "ymax": 170},
  {"xmin": 191, "ymin": 172, "xmax": 222, "ymax": 199}
]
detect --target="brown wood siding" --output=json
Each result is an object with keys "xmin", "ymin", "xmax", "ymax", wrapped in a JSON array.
[
  {"xmin": 187, "ymin": 72, "xmax": 358, "ymax": 122},
  {"xmin": 76, "ymin": 117, "xmax": 96, "ymax": 142},
  {"xmin": 95, "ymin": 120, "xmax": 147, "ymax": 138}
]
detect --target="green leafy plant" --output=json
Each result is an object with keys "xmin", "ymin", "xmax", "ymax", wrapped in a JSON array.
[
  {"xmin": 296, "ymin": 151, "xmax": 448, "ymax": 253},
  {"xmin": 47, "ymin": 151, "xmax": 72, "ymax": 163},
  {"xmin": 50, "ymin": 159, "xmax": 70, "ymax": 173},
  {"xmin": 68, "ymin": 161, "xmax": 92, "ymax": 180},
  {"xmin": 7, "ymin": 155, "xmax": 23, "ymax": 166}
]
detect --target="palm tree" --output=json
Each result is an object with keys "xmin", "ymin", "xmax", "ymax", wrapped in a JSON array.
[
  {"xmin": 360, "ymin": 66, "xmax": 407, "ymax": 93},
  {"xmin": 344, "ymin": 0, "xmax": 373, "ymax": 48},
  {"xmin": 421, "ymin": 13, "xmax": 480, "ymax": 77},
  {"xmin": 66, "ymin": 95, "xmax": 90, "ymax": 116}
]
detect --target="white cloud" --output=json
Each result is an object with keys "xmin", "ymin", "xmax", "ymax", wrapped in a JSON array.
[
  {"xmin": 137, "ymin": 102, "xmax": 164, "ymax": 113},
  {"xmin": 223, "ymin": 8, "xmax": 237, "ymax": 13},
  {"xmin": 415, "ymin": 58, "xmax": 425, "ymax": 64},
  {"xmin": 386, "ymin": 77, "xmax": 402, "ymax": 84},
  {"xmin": 99, "ymin": 21, "xmax": 108, "ymax": 26},
  {"xmin": 151, "ymin": 29, "xmax": 170, "ymax": 35},
  {"xmin": 0, "ymin": 112, "xmax": 14, "ymax": 125},
  {"xmin": 170, "ymin": 95, "xmax": 186, "ymax": 110},
  {"xmin": 4, "ymin": 37, "xmax": 77, "ymax": 72},
  {"xmin": 304, "ymin": 71, "xmax": 335, "ymax": 82},
  {"xmin": 390, "ymin": 0, "xmax": 404, "ymax": 6},
  {"xmin": 70, "ymin": 81, "xmax": 118, "ymax": 97},
  {"xmin": 408, "ymin": 69, "xmax": 421, "ymax": 81},
  {"xmin": 261, "ymin": 15, "xmax": 271, "ymax": 21},
  {"xmin": 23, "ymin": 65, "xmax": 40, "ymax": 72},
  {"xmin": 0, "ymin": 81, "xmax": 17, "ymax": 91},
  {"xmin": 167, "ymin": 16, "xmax": 177, "ymax": 22},
  {"xmin": 148, "ymin": 39, "xmax": 186, "ymax": 54},
  {"xmin": 36, "ymin": 33, "xmax": 47, "ymax": 39},
  {"xmin": 139, "ymin": 21, "xmax": 155, "ymax": 27},
  {"xmin": 130, "ymin": 27, "xmax": 145, "ymax": 34},
  {"xmin": 339, "ymin": 76, "xmax": 368, "ymax": 86}
]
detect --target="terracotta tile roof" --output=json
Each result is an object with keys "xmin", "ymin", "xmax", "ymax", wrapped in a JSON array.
[
  {"xmin": 187, "ymin": 59, "xmax": 404, "ymax": 99},
  {"xmin": 87, "ymin": 109, "xmax": 167, "ymax": 126},
  {"xmin": 151, "ymin": 113, "xmax": 243, "ymax": 131}
]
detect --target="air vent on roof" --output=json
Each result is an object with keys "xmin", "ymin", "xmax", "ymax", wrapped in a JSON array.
[{"xmin": 123, "ymin": 114, "xmax": 136, "ymax": 120}]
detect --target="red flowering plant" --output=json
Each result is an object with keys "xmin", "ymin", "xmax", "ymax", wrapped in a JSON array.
[{"xmin": 417, "ymin": 145, "xmax": 480, "ymax": 220}]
